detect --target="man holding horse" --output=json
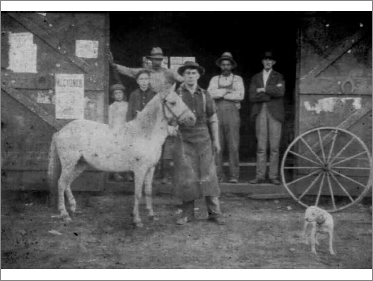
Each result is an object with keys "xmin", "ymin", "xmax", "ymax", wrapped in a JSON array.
[{"xmin": 173, "ymin": 61, "xmax": 225, "ymax": 226}]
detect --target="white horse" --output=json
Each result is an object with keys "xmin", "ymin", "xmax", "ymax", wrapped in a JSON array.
[{"xmin": 48, "ymin": 85, "xmax": 196, "ymax": 227}]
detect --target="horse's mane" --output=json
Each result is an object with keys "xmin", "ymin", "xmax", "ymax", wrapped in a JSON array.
[{"xmin": 132, "ymin": 93, "xmax": 164, "ymax": 138}]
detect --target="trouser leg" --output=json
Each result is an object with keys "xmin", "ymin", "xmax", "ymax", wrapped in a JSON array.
[
  {"xmin": 267, "ymin": 111, "xmax": 282, "ymax": 180},
  {"xmin": 227, "ymin": 109, "xmax": 240, "ymax": 180},
  {"xmin": 216, "ymin": 112, "xmax": 226, "ymax": 179},
  {"xmin": 181, "ymin": 200, "xmax": 195, "ymax": 219},
  {"xmin": 205, "ymin": 196, "xmax": 222, "ymax": 218},
  {"xmin": 255, "ymin": 105, "xmax": 268, "ymax": 180}
]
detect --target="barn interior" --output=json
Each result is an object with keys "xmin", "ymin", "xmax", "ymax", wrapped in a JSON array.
[{"xmin": 109, "ymin": 11, "xmax": 298, "ymax": 163}]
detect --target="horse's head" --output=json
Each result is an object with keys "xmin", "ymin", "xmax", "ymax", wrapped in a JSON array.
[{"xmin": 160, "ymin": 84, "xmax": 196, "ymax": 127}]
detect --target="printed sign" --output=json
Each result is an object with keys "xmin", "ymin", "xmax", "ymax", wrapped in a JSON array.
[
  {"xmin": 75, "ymin": 40, "xmax": 99, "ymax": 59},
  {"xmin": 55, "ymin": 74, "xmax": 85, "ymax": 119},
  {"xmin": 8, "ymin": 32, "xmax": 37, "ymax": 73}
]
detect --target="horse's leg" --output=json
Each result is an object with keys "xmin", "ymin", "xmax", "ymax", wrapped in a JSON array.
[
  {"xmin": 144, "ymin": 166, "xmax": 157, "ymax": 220},
  {"xmin": 133, "ymin": 168, "xmax": 147, "ymax": 228},
  {"xmin": 65, "ymin": 162, "xmax": 87, "ymax": 215},
  {"xmin": 57, "ymin": 164, "xmax": 76, "ymax": 222}
]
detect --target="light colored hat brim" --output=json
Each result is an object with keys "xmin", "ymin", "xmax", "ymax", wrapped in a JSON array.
[{"xmin": 215, "ymin": 57, "xmax": 237, "ymax": 68}]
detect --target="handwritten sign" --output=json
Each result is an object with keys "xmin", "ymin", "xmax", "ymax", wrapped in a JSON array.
[
  {"xmin": 8, "ymin": 32, "xmax": 37, "ymax": 73},
  {"xmin": 55, "ymin": 74, "xmax": 85, "ymax": 119}
]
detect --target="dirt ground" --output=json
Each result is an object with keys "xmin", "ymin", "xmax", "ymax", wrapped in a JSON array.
[{"xmin": 1, "ymin": 189, "xmax": 372, "ymax": 269}]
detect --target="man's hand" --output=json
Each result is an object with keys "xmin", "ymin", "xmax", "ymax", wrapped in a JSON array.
[
  {"xmin": 213, "ymin": 140, "xmax": 221, "ymax": 154},
  {"xmin": 256, "ymin": 87, "xmax": 265, "ymax": 93},
  {"xmin": 107, "ymin": 52, "xmax": 115, "ymax": 66},
  {"xmin": 167, "ymin": 125, "xmax": 179, "ymax": 136}
]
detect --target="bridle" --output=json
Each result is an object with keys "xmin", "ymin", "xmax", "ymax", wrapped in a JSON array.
[{"xmin": 161, "ymin": 92, "xmax": 192, "ymax": 126}]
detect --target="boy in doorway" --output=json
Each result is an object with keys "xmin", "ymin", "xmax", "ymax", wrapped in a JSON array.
[{"xmin": 108, "ymin": 83, "xmax": 129, "ymax": 181}]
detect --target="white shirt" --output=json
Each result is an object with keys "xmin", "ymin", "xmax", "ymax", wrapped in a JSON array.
[
  {"xmin": 108, "ymin": 101, "xmax": 128, "ymax": 130},
  {"xmin": 207, "ymin": 74, "xmax": 245, "ymax": 102},
  {"xmin": 263, "ymin": 69, "xmax": 272, "ymax": 88}
]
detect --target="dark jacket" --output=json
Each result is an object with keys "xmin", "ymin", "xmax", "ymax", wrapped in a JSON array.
[
  {"xmin": 249, "ymin": 70, "xmax": 285, "ymax": 123},
  {"xmin": 126, "ymin": 88, "xmax": 157, "ymax": 121}
]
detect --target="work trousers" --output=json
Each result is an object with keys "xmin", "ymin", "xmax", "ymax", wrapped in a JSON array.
[
  {"xmin": 180, "ymin": 196, "xmax": 222, "ymax": 219},
  {"xmin": 255, "ymin": 103, "xmax": 282, "ymax": 180},
  {"xmin": 216, "ymin": 103, "xmax": 240, "ymax": 180}
]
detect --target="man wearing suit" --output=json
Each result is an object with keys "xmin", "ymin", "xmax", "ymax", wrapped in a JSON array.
[{"xmin": 249, "ymin": 51, "xmax": 285, "ymax": 185}]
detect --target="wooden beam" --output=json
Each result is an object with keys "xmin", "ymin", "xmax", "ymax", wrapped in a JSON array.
[
  {"xmin": 301, "ymin": 28, "xmax": 367, "ymax": 82},
  {"xmin": 7, "ymin": 13, "xmax": 91, "ymax": 74},
  {"xmin": 2, "ymin": 85, "xmax": 64, "ymax": 130}
]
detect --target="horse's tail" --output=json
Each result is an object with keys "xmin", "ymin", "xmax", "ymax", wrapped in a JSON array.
[{"xmin": 47, "ymin": 135, "xmax": 61, "ymax": 209}]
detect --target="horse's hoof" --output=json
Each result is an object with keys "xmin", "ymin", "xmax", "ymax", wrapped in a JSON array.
[
  {"xmin": 149, "ymin": 215, "xmax": 159, "ymax": 221},
  {"xmin": 135, "ymin": 222, "xmax": 144, "ymax": 228}
]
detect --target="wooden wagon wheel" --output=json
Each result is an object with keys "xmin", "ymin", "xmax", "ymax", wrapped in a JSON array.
[{"xmin": 281, "ymin": 127, "xmax": 372, "ymax": 212}]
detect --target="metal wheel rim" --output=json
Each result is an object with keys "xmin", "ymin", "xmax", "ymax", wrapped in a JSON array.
[{"xmin": 281, "ymin": 126, "xmax": 372, "ymax": 213}]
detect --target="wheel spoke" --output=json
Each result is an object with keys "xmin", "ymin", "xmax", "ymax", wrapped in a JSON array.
[
  {"xmin": 286, "ymin": 169, "xmax": 321, "ymax": 186},
  {"xmin": 300, "ymin": 137, "xmax": 324, "ymax": 164},
  {"xmin": 330, "ymin": 169, "xmax": 366, "ymax": 188},
  {"xmin": 298, "ymin": 172, "xmax": 323, "ymax": 200},
  {"xmin": 315, "ymin": 172, "xmax": 326, "ymax": 207},
  {"xmin": 288, "ymin": 150, "xmax": 322, "ymax": 166},
  {"xmin": 327, "ymin": 129, "xmax": 338, "ymax": 163},
  {"xmin": 330, "ymin": 172, "xmax": 354, "ymax": 202},
  {"xmin": 332, "ymin": 166, "xmax": 371, "ymax": 170},
  {"xmin": 329, "ymin": 137, "xmax": 355, "ymax": 165},
  {"xmin": 331, "ymin": 151, "xmax": 368, "ymax": 167},
  {"xmin": 326, "ymin": 172, "xmax": 336, "ymax": 211},
  {"xmin": 318, "ymin": 129, "xmax": 327, "ymax": 163},
  {"xmin": 283, "ymin": 166, "xmax": 321, "ymax": 169}
]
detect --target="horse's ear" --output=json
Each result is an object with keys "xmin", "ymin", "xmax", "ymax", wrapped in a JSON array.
[{"xmin": 169, "ymin": 83, "xmax": 176, "ymax": 93}]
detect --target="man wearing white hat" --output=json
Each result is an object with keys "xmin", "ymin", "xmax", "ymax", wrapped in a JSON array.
[{"xmin": 208, "ymin": 52, "xmax": 245, "ymax": 184}]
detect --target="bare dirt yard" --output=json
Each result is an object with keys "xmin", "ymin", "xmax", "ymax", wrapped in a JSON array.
[{"xmin": 1, "ymin": 189, "xmax": 372, "ymax": 269}]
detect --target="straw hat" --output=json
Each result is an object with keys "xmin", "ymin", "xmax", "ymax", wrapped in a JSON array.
[{"xmin": 215, "ymin": 52, "xmax": 237, "ymax": 68}]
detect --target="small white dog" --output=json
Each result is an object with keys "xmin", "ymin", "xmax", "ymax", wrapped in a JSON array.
[{"xmin": 303, "ymin": 206, "xmax": 335, "ymax": 255}]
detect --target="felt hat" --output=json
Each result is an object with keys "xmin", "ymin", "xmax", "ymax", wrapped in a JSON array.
[
  {"xmin": 177, "ymin": 61, "xmax": 205, "ymax": 76},
  {"xmin": 262, "ymin": 51, "xmax": 276, "ymax": 61},
  {"xmin": 110, "ymin": 84, "xmax": 126, "ymax": 93},
  {"xmin": 146, "ymin": 47, "xmax": 165, "ymax": 60},
  {"xmin": 215, "ymin": 52, "xmax": 237, "ymax": 68}
]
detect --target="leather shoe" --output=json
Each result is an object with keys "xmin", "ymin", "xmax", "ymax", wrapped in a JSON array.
[
  {"xmin": 249, "ymin": 178, "xmax": 265, "ymax": 184},
  {"xmin": 269, "ymin": 178, "xmax": 281, "ymax": 185},
  {"xmin": 208, "ymin": 216, "xmax": 225, "ymax": 225},
  {"xmin": 176, "ymin": 217, "xmax": 189, "ymax": 225}
]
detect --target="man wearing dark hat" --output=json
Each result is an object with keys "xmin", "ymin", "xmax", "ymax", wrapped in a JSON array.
[
  {"xmin": 249, "ymin": 51, "xmax": 285, "ymax": 185},
  {"xmin": 172, "ymin": 61, "xmax": 225, "ymax": 226},
  {"xmin": 108, "ymin": 47, "xmax": 183, "ymax": 93},
  {"xmin": 108, "ymin": 47, "xmax": 183, "ymax": 184},
  {"xmin": 208, "ymin": 52, "xmax": 245, "ymax": 184}
]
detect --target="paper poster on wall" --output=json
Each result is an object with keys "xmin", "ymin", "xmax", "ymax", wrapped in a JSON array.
[
  {"xmin": 55, "ymin": 74, "xmax": 85, "ymax": 119},
  {"xmin": 8, "ymin": 32, "xmax": 37, "ymax": 73},
  {"xmin": 75, "ymin": 40, "xmax": 99, "ymax": 59},
  {"xmin": 182, "ymin": 57, "xmax": 195, "ymax": 63}
]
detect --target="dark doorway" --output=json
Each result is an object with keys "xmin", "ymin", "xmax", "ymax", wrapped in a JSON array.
[{"xmin": 109, "ymin": 12, "xmax": 297, "ymax": 163}]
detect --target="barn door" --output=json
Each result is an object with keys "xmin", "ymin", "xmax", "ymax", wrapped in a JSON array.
[
  {"xmin": 1, "ymin": 12, "xmax": 110, "ymax": 191},
  {"xmin": 297, "ymin": 13, "xmax": 372, "ymax": 150}
]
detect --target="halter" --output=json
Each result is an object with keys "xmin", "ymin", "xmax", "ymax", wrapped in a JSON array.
[{"xmin": 161, "ymin": 93, "xmax": 191, "ymax": 126}]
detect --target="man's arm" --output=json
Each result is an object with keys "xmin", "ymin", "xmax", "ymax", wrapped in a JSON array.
[
  {"xmin": 249, "ymin": 76, "xmax": 271, "ymax": 102},
  {"xmin": 115, "ymin": 64, "xmax": 142, "ymax": 79},
  {"xmin": 265, "ymin": 74, "xmax": 285, "ymax": 98},
  {"xmin": 207, "ymin": 76, "xmax": 226, "ymax": 100},
  {"xmin": 223, "ymin": 76, "xmax": 245, "ymax": 102}
]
